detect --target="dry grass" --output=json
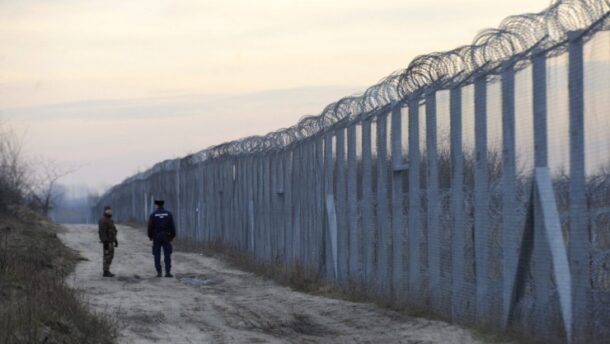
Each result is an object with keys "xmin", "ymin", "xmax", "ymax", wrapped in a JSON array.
[
  {"xmin": 172, "ymin": 237, "xmax": 555, "ymax": 344},
  {"xmin": 0, "ymin": 207, "xmax": 117, "ymax": 344},
  {"xmin": 173, "ymin": 238, "xmax": 373, "ymax": 303}
]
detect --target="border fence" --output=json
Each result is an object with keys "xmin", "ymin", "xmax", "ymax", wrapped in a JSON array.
[{"xmin": 95, "ymin": 1, "xmax": 610, "ymax": 342}]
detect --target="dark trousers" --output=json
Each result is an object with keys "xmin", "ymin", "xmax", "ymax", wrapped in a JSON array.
[
  {"xmin": 103, "ymin": 243, "xmax": 114, "ymax": 272},
  {"xmin": 152, "ymin": 239, "xmax": 172, "ymax": 273}
]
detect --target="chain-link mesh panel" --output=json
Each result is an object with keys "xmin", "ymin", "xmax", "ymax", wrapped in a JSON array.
[
  {"xmin": 96, "ymin": 1, "xmax": 610, "ymax": 342},
  {"xmin": 583, "ymin": 29, "xmax": 610, "ymax": 341}
]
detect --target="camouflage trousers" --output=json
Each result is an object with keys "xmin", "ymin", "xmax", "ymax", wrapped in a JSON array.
[{"xmin": 103, "ymin": 243, "xmax": 114, "ymax": 272}]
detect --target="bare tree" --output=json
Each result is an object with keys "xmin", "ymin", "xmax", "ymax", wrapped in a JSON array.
[
  {"xmin": 28, "ymin": 160, "xmax": 78, "ymax": 216},
  {"xmin": 0, "ymin": 122, "xmax": 30, "ymax": 210},
  {"xmin": 0, "ymin": 121, "xmax": 81, "ymax": 217}
]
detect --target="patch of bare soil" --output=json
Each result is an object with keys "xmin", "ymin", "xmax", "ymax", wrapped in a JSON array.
[{"xmin": 60, "ymin": 224, "xmax": 505, "ymax": 344}]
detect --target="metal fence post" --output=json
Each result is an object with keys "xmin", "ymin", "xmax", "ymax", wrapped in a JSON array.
[
  {"xmin": 245, "ymin": 157, "xmax": 253, "ymax": 252},
  {"xmin": 176, "ymin": 162, "xmax": 181, "ymax": 235},
  {"xmin": 450, "ymin": 86, "xmax": 465, "ymax": 321},
  {"xmin": 291, "ymin": 148, "xmax": 301, "ymax": 263},
  {"xmin": 531, "ymin": 51, "xmax": 554, "ymax": 337},
  {"xmin": 474, "ymin": 76, "xmax": 490, "ymax": 323},
  {"xmin": 256, "ymin": 157, "xmax": 264, "ymax": 258},
  {"xmin": 144, "ymin": 191, "xmax": 148, "ymax": 221},
  {"xmin": 362, "ymin": 118, "xmax": 374, "ymax": 286},
  {"xmin": 315, "ymin": 137, "xmax": 326, "ymax": 274},
  {"xmin": 391, "ymin": 102, "xmax": 406, "ymax": 300},
  {"xmin": 270, "ymin": 154, "xmax": 278, "ymax": 260},
  {"xmin": 376, "ymin": 111, "xmax": 391, "ymax": 296},
  {"xmin": 283, "ymin": 150, "xmax": 293, "ymax": 262},
  {"xmin": 131, "ymin": 183, "xmax": 135, "ymax": 220},
  {"xmin": 264, "ymin": 156, "xmax": 273, "ymax": 260},
  {"xmin": 347, "ymin": 123, "xmax": 360, "ymax": 282},
  {"xmin": 237, "ymin": 159, "xmax": 246, "ymax": 249},
  {"xmin": 408, "ymin": 96, "xmax": 422, "ymax": 304},
  {"xmin": 277, "ymin": 153, "xmax": 284, "ymax": 260},
  {"xmin": 426, "ymin": 91, "xmax": 441, "ymax": 311},
  {"xmin": 324, "ymin": 133, "xmax": 336, "ymax": 278},
  {"xmin": 336, "ymin": 127, "xmax": 348, "ymax": 283},
  {"xmin": 568, "ymin": 30, "xmax": 590, "ymax": 343},
  {"xmin": 501, "ymin": 60, "xmax": 517, "ymax": 329}
]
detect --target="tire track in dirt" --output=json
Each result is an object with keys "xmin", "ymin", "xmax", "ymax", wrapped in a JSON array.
[{"xmin": 60, "ymin": 224, "xmax": 502, "ymax": 344}]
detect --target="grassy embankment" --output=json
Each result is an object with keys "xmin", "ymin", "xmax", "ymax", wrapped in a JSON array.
[{"xmin": 0, "ymin": 207, "xmax": 117, "ymax": 344}]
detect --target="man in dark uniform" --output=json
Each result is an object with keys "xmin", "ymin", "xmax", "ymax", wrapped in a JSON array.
[
  {"xmin": 98, "ymin": 205, "xmax": 118, "ymax": 277},
  {"xmin": 148, "ymin": 200, "xmax": 176, "ymax": 278}
]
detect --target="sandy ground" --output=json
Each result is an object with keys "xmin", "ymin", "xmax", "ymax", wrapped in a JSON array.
[{"xmin": 59, "ymin": 224, "xmax": 494, "ymax": 344}]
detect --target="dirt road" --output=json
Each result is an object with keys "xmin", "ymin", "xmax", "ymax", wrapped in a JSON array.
[{"xmin": 59, "ymin": 224, "xmax": 496, "ymax": 344}]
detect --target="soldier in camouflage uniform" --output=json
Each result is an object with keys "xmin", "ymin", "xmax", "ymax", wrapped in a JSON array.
[{"xmin": 98, "ymin": 205, "xmax": 118, "ymax": 277}]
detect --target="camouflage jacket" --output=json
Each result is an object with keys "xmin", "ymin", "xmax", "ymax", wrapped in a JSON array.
[{"xmin": 98, "ymin": 215, "xmax": 118, "ymax": 243}]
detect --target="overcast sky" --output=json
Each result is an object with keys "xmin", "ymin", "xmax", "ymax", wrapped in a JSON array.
[{"xmin": 0, "ymin": 0, "xmax": 552, "ymax": 191}]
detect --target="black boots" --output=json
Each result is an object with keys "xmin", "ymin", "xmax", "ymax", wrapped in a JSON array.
[
  {"xmin": 156, "ymin": 270, "xmax": 172, "ymax": 278},
  {"xmin": 103, "ymin": 271, "xmax": 115, "ymax": 277}
]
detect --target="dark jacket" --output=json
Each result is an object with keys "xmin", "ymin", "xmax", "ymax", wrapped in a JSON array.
[
  {"xmin": 98, "ymin": 215, "xmax": 118, "ymax": 243},
  {"xmin": 148, "ymin": 207, "xmax": 176, "ymax": 241}
]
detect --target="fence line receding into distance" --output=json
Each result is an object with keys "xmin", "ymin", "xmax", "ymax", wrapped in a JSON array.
[{"xmin": 96, "ymin": 1, "xmax": 610, "ymax": 342}]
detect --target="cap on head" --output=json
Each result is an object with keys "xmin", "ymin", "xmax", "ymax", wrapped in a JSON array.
[
  {"xmin": 154, "ymin": 200, "xmax": 165, "ymax": 207},
  {"xmin": 103, "ymin": 205, "xmax": 112, "ymax": 211}
]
